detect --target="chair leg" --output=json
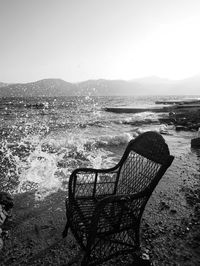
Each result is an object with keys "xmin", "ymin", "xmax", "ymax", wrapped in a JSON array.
[
  {"xmin": 135, "ymin": 227, "xmax": 140, "ymax": 248},
  {"xmin": 62, "ymin": 220, "xmax": 69, "ymax": 238},
  {"xmin": 81, "ymin": 255, "xmax": 89, "ymax": 266},
  {"xmin": 81, "ymin": 249, "xmax": 91, "ymax": 266}
]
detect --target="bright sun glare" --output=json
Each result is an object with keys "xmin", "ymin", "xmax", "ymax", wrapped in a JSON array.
[
  {"xmin": 119, "ymin": 17, "xmax": 200, "ymax": 80},
  {"xmin": 141, "ymin": 18, "xmax": 200, "ymax": 79}
]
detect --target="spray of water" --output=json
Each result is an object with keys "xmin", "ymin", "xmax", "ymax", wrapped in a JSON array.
[{"xmin": 9, "ymin": 131, "xmax": 116, "ymax": 200}]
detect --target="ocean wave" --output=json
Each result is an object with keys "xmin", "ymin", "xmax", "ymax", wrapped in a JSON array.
[
  {"xmin": 0, "ymin": 124, "xmax": 172, "ymax": 192},
  {"xmin": 0, "ymin": 105, "xmax": 172, "ymax": 201},
  {"xmin": 96, "ymin": 133, "xmax": 133, "ymax": 146},
  {"xmin": 113, "ymin": 112, "xmax": 160, "ymax": 126},
  {"xmin": 75, "ymin": 113, "xmax": 160, "ymax": 129},
  {"xmin": 1, "ymin": 125, "xmax": 174, "ymax": 201},
  {"xmin": 0, "ymin": 132, "xmax": 119, "ymax": 200}
]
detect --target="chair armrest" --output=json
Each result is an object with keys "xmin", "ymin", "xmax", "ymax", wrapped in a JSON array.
[{"xmin": 68, "ymin": 167, "xmax": 119, "ymax": 199}]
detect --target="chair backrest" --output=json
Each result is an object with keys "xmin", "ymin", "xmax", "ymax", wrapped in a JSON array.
[{"xmin": 116, "ymin": 131, "xmax": 174, "ymax": 195}]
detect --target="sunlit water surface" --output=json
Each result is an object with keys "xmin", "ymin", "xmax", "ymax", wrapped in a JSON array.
[{"xmin": 0, "ymin": 95, "xmax": 198, "ymax": 200}]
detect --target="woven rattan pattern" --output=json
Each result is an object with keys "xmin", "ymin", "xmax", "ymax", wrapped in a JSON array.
[{"xmin": 63, "ymin": 131, "xmax": 174, "ymax": 265}]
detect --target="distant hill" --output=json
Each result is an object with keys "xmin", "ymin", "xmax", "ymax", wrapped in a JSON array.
[
  {"xmin": 132, "ymin": 76, "xmax": 173, "ymax": 84},
  {"xmin": 169, "ymin": 75, "xmax": 200, "ymax": 95},
  {"xmin": 0, "ymin": 75, "xmax": 200, "ymax": 97},
  {"xmin": 0, "ymin": 78, "xmax": 142, "ymax": 97},
  {"xmin": 0, "ymin": 82, "xmax": 9, "ymax": 88},
  {"xmin": 0, "ymin": 79, "xmax": 76, "ymax": 97},
  {"xmin": 76, "ymin": 79, "xmax": 142, "ymax": 96}
]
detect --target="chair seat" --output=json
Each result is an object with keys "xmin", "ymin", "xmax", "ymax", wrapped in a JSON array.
[
  {"xmin": 66, "ymin": 196, "xmax": 138, "ymax": 239},
  {"xmin": 66, "ymin": 197, "xmax": 96, "ymax": 234}
]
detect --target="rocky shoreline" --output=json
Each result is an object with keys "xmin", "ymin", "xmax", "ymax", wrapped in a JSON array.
[
  {"xmin": 0, "ymin": 138, "xmax": 200, "ymax": 265},
  {"xmin": 0, "ymin": 111, "xmax": 200, "ymax": 265},
  {"xmin": 161, "ymin": 109, "xmax": 200, "ymax": 132}
]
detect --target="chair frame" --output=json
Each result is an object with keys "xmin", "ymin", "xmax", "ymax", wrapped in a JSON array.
[{"xmin": 63, "ymin": 131, "xmax": 174, "ymax": 265}]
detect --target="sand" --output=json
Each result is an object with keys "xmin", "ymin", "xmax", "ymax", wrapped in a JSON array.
[{"xmin": 0, "ymin": 135, "xmax": 200, "ymax": 265}]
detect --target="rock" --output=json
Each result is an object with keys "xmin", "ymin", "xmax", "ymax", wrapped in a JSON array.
[
  {"xmin": 0, "ymin": 192, "xmax": 14, "ymax": 247},
  {"xmin": 0, "ymin": 192, "xmax": 14, "ymax": 211},
  {"xmin": 170, "ymin": 209, "xmax": 177, "ymax": 214},
  {"xmin": 0, "ymin": 205, "xmax": 7, "ymax": 225},
  {"xmin": 175, "ymin": 125, "xmax": 188, "ymax": 131},
  {"xmin": 159, "ymin": 201, "xmax": 170, "ymax": 210},
  {"xmin": 191, "ymin": 138, "xmax": 200, "ymax": 148},
  {"xmin": 142, "ymin": 253, "xmax": 150, "ymax": 260},
  {"xmin": 0, "ymin": 237, "xmax": 3, "ymax": 250}
]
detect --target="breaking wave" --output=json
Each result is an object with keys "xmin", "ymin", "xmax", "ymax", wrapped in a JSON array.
[
  {"xmin": 0, "ymin": 95, "xmax": 178, "ymax": 201},
  {"xmin": 0, "ymin": 131, "xmax": 136, "ymax": 200}
]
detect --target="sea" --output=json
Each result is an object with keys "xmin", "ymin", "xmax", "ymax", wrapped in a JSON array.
[{"xmin": 0, "ymin": 95, "xmax": 199, "ymax": 201}]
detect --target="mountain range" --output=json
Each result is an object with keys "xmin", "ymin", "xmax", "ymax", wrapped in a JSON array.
[{"xmin": 0, "ymin": 75, "xmax": 200, "ymax": 97}]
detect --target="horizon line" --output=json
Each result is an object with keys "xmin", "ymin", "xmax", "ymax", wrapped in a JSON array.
[{"xmin": 1, "ymin": 73, "xmax": 200, "ymax": 85}]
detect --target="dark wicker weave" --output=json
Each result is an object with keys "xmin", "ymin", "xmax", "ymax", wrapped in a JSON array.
[{"xmin": 63, "ymin": 131, "xmax": 174, "ymax": 265}]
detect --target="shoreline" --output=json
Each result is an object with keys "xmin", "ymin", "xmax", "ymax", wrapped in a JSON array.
[{"xmin": 0, "ymin": 132, "xmax": 200, "ymax": 265}]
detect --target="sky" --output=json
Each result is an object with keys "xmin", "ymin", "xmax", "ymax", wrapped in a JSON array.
[{"xmin": 0, "ymin": 0, "xmax": 200, "ymax": 83}]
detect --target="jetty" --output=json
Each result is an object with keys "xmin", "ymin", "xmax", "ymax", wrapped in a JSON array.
[
  {"xmin": 155, "ymin": 98, "xmax": 200, "ymax": 105},
  {"xmin": 104, "ymin": 98, "xmax": 200, "ymax": 114},
  {"xmin": 104, "ymin": 105, "xmax": 172, "ymax": 114}
]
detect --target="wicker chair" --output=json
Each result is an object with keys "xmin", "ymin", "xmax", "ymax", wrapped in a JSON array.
[{"xmin": 63, "ymin": 131, "xmax": 174, "ymax": 265}]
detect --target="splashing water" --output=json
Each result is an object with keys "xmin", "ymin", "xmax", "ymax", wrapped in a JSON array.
[
  {"xmin": 8, "ymin": 131, "xmax": 117, "ymax": 200},
  {"xmin": 1, "ymin": 95, "xmax": 190, "ymax": 201},
  {"xmin": 17, "ymin": 146, "xmax": 62, "ymax": 201}
]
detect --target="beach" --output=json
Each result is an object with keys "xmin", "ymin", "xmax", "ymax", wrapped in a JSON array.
[{"xmin": 0, "ymin": 95, "xmax": 200, "ymax": 265}]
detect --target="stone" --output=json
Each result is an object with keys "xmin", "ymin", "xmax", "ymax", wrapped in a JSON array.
[
  {"xmin": 159, "ymin": 201, "xmax": 170, "ymax": 210},
  {"xmin": 0, "ymin": 205, "xmax": 7, "ymax": 225},
  {"xmin": 170, "ymin": 209, "xmax": 177, "ymax": 214},
  {"xmin": 0, "ymin": 192, "xmax": 14, "ymax": 211},
  {"xmin": 191, "ymin": 138, "xmax": 200, "ymax": 148},
  {"xmin": 0, "ymin": 192, "xmax": 14, "ymax": 246},
  {"xmin": 0, "ymin": 237, "xmax": 3, "ymax": 250}
]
